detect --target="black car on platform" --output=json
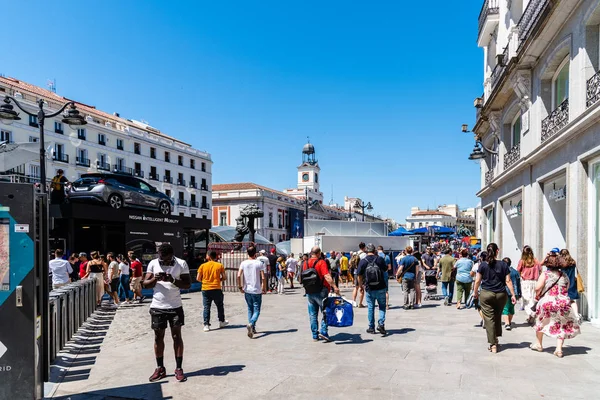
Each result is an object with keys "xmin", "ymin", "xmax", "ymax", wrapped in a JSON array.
[{"xmin": 69, "ymin": 173, "xmax": 173, "ymax": 215}]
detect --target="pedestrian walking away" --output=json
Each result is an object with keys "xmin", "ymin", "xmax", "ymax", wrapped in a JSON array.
[
  {"xmin": 300, "ymin": 246, "xmax": 340, "ymax": 342},
  {"xmin": 276, "ymin": 256, "xmax": 286, "ymax": 294},
  {"xmin": 197, "ymin": 250, "xmax": 228, "ymax": 331},
  {"xmin": 472, "ymin": 243, "xmax": 517, "ymax": 353},
  {"xmin": 129, "ymin": 252, "xmax": 144, "ymax": 303},
  {"xmin": 357, "ymin": 243, "xmax": 388, "ymax": 335},
  {"xmin": 438, "ymin": 248, "xmax": 456, "ymax": 306},
  {"xmin": 502, "ymin": 257, "xmax": 521, "ymax": 331},
  {"xmin": 529, "ymin": 259, "xmax": 580, "ymax": 358},
  {"xmin": 143, "ymin": 243, "xmax": 191, "ymax": 383},
  {"xmin": 107, "ymin": 252, "xmax": 120, "ymax": 306},
  {"xmin": 286, "ymin": 253, "xmax": 297, "ymax": 289},
  {"xmin": 238, "ymin": 245, "xmax": 267, "ymax": 339},
  {"xmin": 49, "ymin": 249, "xmax": 73, "ymax": 290},
  {"xmin": 455, "ymin": 249, "xmax": 474, "ymax": 309},
  {"xmin": 118, "ymin": 254, "xmax": 132, "ymax": 303},
  {"xmin": 396, "ymin": 246, "xmax": 419, "ymax": 310},
  {"xmin": 557, "ymin": 249, "xmax": 582, "ymax": 322},
  {"xmin": 377, "ymin": 246, "xmax": 392, "ymax": 309},
  {"xmin": 86, "ymin": 251, "xmax": 106, "ymax": 306},
  {"xmin": 517, "ymin": 245, "xmax": 541, "ymax": 324}
]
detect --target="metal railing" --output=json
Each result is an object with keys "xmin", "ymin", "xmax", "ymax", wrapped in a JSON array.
[
  {"xmin": 485, "ymin": 169, "xmax": 494, "ymax": 186},
  {"xmin": 113, "ymin": 165, "xmax": 133, "ymax": 175},
  {"xmin": 53, "ymin": 153, "xmax": 69, "ymax": 163},
  {"xmin": 190, "ymin": 201, "xmax": 199, "ymax": 208},
  {"xmin": 97, "ymin": 161, "xmax": 111, "ymax": 171},
  {"xmin": 189, "ymin": 181, "xmax": 197, "ymax": 189},
  {"xmin": 76, "ymin": 156, "xmax": 90, "ymax": 167},
  {"xmin": 518, "ymin": 0, "xmax": 550, "ymax": 44},
  {"xmin": 503, "ymin": 142, "xmax": 521, "ymax": 170},
  {"xmin": 178, "ymin": 179, "xmax": 186, "ymax": 186},
  {"xmin": 134, "ymin": 170, "xmax": 144, "ymax": 178},
  {"xmin": 478, "ymin": 0, "xmax": 499, "ymax": 38},
  {"xmin": 177, "ymin": 199, "xmax": 188, "ymax": 206},
  {"xmin": 149, "ymin": 172, "xmax": 160, "ymax": 181},
  {"xmin": 490, "ymin": 47, "xmax": 508, "ymax": 90},
  {"xmin": 587, "ymin": 70, "xmax": 600, "ymax": 108},
  {"xmin": 164, "ymin": 176, "xmax": 173, "ymax": 184},
  {"xmin": 201, "ymin": 203, "xmax": 210, "ymax": 209},
  {"xmin": 541, "ymin": 99, "xmax": 569, "ymax": 142}
]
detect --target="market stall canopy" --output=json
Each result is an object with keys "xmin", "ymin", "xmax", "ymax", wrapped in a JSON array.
[
  {"xmin": 389, "ymin": 227, "xmax": 412, "ymax": 236},
  {"xmin": 410, "ymin": 226, "xmax": 455, "ymax": 235}
]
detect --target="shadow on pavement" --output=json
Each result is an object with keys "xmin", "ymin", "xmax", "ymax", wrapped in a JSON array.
[
  {"xmin": 221, "ymin": 324, "xmax": 247, "ymax": 330},
  {"xmin": 418, "ymin": 304, "xmax": 441, "ymax": 309},
  {"xmin": 561, "ymin": 346, "xmax": 592, "ymax": 356},
  {"xmin": 255, "ymin": 328, "xmax": 298, "ymax": 338},
  {"xmin": 498, "ymin": 341, "xmax": 530, "ymax": 350},
  {"xmin": 332, "ymin": 332, "xmax": 373, "ymax": 345},
  {"xmin": 52, "ymin": 381, "xmax": 170, "ymax": 400},
  {"xmin": 186, "ymin": 364, "xmax": 246, "ymax": 377},
  {"xmin": 385, "ymin": 328, "xmax": 416, "ymax": 336}
]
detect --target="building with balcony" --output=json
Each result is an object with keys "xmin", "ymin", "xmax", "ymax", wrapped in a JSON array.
[
  {"xmin": 0, "ymin": 76, "xmax": 212, "ymax": 219},
  {"xmin": 472, "ymin": 0, "xmax": 600, "ymax": 321}
]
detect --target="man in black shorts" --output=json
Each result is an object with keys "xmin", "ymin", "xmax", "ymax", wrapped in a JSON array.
[{"xmin": 143, "ymin": 243, "xmax": 191, "ymax": 382}]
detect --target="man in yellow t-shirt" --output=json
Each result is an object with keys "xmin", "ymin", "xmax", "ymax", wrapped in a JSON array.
[
  {"xmin": 340, "ymin": 252, "xmax": 349, "ymax": 286},
  {"xmin": 197, "ymin": 251, "xmax": 227, "ymax": 332}
]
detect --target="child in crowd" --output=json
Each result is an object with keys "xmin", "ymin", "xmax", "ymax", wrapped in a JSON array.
[{"xmin": 502, "ymin": 257, "xmax": 522, "ymax": 331}]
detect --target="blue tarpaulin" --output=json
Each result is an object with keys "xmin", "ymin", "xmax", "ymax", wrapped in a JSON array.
[{"xmin": 389, "ymin": 227, "xmax": 412, "ymax": 236}]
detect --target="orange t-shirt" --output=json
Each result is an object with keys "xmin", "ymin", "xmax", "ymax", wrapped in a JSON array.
[{"xmin": 199, "ymin": 261, "xmax": 225, "ymax": 290}]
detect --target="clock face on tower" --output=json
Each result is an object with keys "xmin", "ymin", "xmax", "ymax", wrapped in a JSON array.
[{"xmin": 302, "ymin": 173, "xmax": 309, "ymax": 182}]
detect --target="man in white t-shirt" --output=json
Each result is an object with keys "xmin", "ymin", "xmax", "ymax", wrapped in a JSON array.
[
  {"xmin": 257, "ymin": 250, "xmax": 270, "ymax": 272},
  {"xmin": 143, "ymin": 243, "xmax": 191, "ymax": 383},
  {"xmin": 49, "ymin": 249, "xmax": 73, "ymax": 289},
  {"xmin": 238, "ymin": 245, "xmax": 267, "ymax": 339},
  {"xmin": 286, "ymin": 253, "xmax": 298, "ymax": 289}
]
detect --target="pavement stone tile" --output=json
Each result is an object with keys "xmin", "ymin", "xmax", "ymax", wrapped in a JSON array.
[{"xmin": 47, "ymin": 282, "xmax": 600, "ymax": 400}]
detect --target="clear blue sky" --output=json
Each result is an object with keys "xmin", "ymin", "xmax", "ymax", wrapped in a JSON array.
[{"xmin": 2, "ymin": 0, "xmax": 483, "ymax": 223}]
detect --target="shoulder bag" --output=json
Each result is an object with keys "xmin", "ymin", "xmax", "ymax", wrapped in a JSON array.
[
  {"xmin": 530, "ymin": 271, "xmax": 562, "ymax": 313},
  {"xmin": 576, "ymin": 269, "xmax": 585, "ymax": 293}
]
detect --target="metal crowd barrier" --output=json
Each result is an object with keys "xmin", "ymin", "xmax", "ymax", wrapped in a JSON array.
[{"xmin": 48, "ymin": 278, "xmax": 97, "ymax": 363}]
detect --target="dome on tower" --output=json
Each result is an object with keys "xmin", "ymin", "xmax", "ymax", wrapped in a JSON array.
[{"xmin": 302, "ymin": 142, "xmax": 315, "ymax": 155}]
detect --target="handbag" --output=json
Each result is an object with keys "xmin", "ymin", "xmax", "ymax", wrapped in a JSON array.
[
  {"xmin": 530, "ymin": 272, "xmax": 562, "ymax": 313},
  {"xmin": 576, "ymin": 269, "xmax": 585, "ymax": 293}
]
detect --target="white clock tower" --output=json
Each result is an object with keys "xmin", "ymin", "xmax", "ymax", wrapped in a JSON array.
[{"xmin": 296, "ymin": 141, "xmax": 323, "ymax": 202}]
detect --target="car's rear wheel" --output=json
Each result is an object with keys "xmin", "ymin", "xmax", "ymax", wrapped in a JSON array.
[
  {"xmin": 108, "ymin": 194, "xmax": 124, "ymax": 210},
  {"xmin": 159, "ymin": 201, "xmax": 171, "ymax": 215}
]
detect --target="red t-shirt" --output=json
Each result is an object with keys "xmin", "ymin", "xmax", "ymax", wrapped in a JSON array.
[
  {"xmin": 305, "ymin": 258, "xmax": 331, "ymax": 290},
  {"xmin": 131, "ymin": 260, "xmax": 143, "ymax": 278},
  {"xmin": 79, "ymin": 261, "xmax": 88, "ymax": 278}
]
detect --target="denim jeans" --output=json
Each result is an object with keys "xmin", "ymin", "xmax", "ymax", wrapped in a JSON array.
[
  {"xmin": 202, "ymin": 289, "xmax": 225, "ymax": 326},
  {"xmin": 118, "ymin": 274, "xmax": 131, "ymax": 301},
  {"xmin": 244, "ymin": 293, "xmax": 262, "ymax": 327},
  {"xmin": 441, "ymin": 281, "xmax": 455, "ymax": 302},
  {"xmin": 366, "ymin": 288, "xmax": 387, "ymax": 329},
  {"xmin": 307, "ymin": 288, "xmax": 328, "ymax": 339}
]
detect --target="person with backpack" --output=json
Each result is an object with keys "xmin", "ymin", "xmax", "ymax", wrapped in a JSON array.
[
  {"xmin": 501, "ymin": 257, "xmax": 521, "ymax": 331},
  {"xmin": 50, "ymin": 169, "xmax": 69, "ymax": 204},
  {"xmin": 396, "ymin": 246, "xmax": 419, "ymax": 310},
  {"xmin": 357, "ymin": 243, "xmax": 388, "ymax": 335},
  {"xmin": 300, "ymin": 246, "xmax": 340, "ymax": 342}
]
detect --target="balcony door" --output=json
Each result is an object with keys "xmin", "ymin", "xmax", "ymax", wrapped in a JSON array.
[
  {"xmin": 511, "ymin": 114, "xmax": 521, "ymax": 148},
  {"xmin": 552, "ymin": 56, "xmax": 569, "ymax": 109}
]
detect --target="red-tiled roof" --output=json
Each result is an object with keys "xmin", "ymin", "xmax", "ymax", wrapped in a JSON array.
[
  {"xmin": 0, "ymin": 76, "xmax": 189, "ymax": 146},
  {"xmin": 411, "ymin": 210, "xmax": 452, "ymax": 217},
  {"xmin": 213, "ymin": 183, "xmax": 297, "ymax": 199}
]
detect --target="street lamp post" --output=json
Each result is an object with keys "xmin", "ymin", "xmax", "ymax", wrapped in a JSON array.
[
  {"xmin": 0, "ymin": 95, "xmax": 86, "ymax": 386},
  {"xmin": 299, "ymin": 186, "xmax": 319, "ymax": 254},
  {"xmin": 354, "ymin": 199, "xmax": 373, "ymax": 222},
  {"xmin": 0, "ymin": 96, "xmax": 87, "ymax": 190}
]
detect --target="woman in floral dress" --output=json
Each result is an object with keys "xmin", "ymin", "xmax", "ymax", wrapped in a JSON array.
[{"xmin": 530, "ymin": 267, "xmax": 580, "ymax": 357}]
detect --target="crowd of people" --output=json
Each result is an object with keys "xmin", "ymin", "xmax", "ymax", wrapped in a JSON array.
[
  {"xmin": 48, "ymin": 249, "xmax": 145, "ymax": 306},
  {"xmin": 49, "ymin": 238, "xmax": 585, "ymax": 384}
]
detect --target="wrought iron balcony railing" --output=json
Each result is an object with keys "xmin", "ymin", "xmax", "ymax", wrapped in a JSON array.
[
  {"xmin": 149, "ymin": 172, "xmax": 160, "ymax": 181},
  {"xmin": 113, "ymin": 165, "xmax": 133, "ymax": 175},
  {"xmin": 177, "ymin": 179, "xmax": 186, "ymax": 186},
  {"xmin": 503, "ymin": 143, "xmax": 521, "ymax": 170},
  {"xmin": 541, "ymin": 99, "xmax": 569, "ymax": 142},
  {"xmin": 518, "ymin": 0, "xmax": 550, "ymax": 44},
  {"xmin": 478, "ymin": 0, "xmax": 499, "ymax": 38},
  {"xmin": 201, "ymin": 203, "xmax": 210, "ymax": 209},
  {"xmin": 53, "ymin": 153, "xmax": 69, "ymax": 163},
  {"xmin": 76, "ymin": 157, "xmax": 90, "ymax": 167},
  {"xmin": 587, "ymin": 70, "xmax": 600, "ymax": 108},
  {"xmin": 485, "ymin": 170, "xmax": 494, "ymax": 186},
  {"xmin": 134, "ymin": 170, "xmax": 144, "ymax": 178},
  {"xmin": 163, "ymin": 176, "xmax": 173, "ymax": 184},
  {"xmin": 190, "ymin": 201, "xmax": 199, "ymax": 208},
  {"xmin": 189, "ymin": 181, "xmax": 197, "ymax": 189},
  {"xmin": 97, "ymin": 161, "xmax": 111, "ymax": 171},
  {"xmin": 177, "ymin": 199, "xmax": 188, "ymax": 206}
]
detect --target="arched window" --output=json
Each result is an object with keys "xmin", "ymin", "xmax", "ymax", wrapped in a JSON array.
[{"xmin": 552, "ymin": 56, "xmax": 570, "ymax": 109}]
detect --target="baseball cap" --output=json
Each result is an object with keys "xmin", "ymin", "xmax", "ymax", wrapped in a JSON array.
[
  {"xmin": 259, "ymin": 249, "xmax": 266, "ymax": 255},
  {"xmin": 550, "ymin": 247, "xmax": 560, "ymax": 254},
  {"xmin": 78, "ymin": 252, "xmax": 87, "ymax": 257},
  {"xmin": 366, "ymin": 243, "xmax": 376, "ymax": 253}
]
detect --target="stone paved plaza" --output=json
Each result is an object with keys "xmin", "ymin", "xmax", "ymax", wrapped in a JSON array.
[{"xmin": 47, "ymin": 282, "xmax": 600, "ymax": 400}]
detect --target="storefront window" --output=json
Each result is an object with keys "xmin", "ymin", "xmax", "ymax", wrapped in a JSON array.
[{"xmin": 594, "ymin": 164, "xmax": 600, "ymax": 319}]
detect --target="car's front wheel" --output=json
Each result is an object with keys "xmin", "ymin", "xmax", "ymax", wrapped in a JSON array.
[
  {"xmin": 159, "ymin": 201, "xmax": 171, "ymax": 215},
  {"xmin": 108, "ymin": 194, "xmax": 124, "ymax": 210}
]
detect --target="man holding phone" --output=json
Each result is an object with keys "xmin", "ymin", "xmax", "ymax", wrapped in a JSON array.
[{"xmin": 143, "ymin": 243, "xmax": 191, "ymax": 383}]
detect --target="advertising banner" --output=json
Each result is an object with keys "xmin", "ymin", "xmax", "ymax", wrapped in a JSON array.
[{"xmin": 288, "ymin": 209, "xmax": 304, "ymax": 239}]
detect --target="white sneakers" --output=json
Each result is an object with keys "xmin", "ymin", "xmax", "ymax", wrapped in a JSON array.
[
  {"xmin": 203, "ymin": 325, "xmax": 210, "ymax": 332},
  {"xmin": 219, "ymin": 320, "xmax": 229, "ymax": 329}
]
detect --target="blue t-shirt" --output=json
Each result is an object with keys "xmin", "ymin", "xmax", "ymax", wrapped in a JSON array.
[
  {"xmin": 455, "ymin": 258, "xmax": 474, "ymax": 283},
  {"xmin": 399, "ymin": 255, "xmax": 419, "ymax": 281}
]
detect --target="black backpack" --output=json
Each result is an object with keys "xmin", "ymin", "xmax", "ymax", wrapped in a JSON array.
[
  {"xmin": 365, "ymin": 257, "xmax": 383, "ymax": 288},
  {"xmin": 301, "ymin": 259, "xmax": 324, "ymax": 294}
]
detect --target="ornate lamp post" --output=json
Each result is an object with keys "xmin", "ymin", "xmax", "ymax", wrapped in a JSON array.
[
  {"xmin": 0, "ymin": 95, "xmax": 87, "ymax": 190},
  {"xmin": 354, "ymin": 199, "xmax": 373, "ymax": 222},
  {"xmin": 298, "ymin": 186, "xmax": 319, "ymax": 253}
]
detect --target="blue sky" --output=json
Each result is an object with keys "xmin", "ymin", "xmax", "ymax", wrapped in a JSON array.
[{"xmin": 2, "ymin": 0, "xmax": 483, "ymax": 223}]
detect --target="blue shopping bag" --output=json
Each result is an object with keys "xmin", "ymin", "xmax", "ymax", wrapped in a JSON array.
[{"xmin": 324, "ymin": 296, "xmax": 354, "ymax": 327}]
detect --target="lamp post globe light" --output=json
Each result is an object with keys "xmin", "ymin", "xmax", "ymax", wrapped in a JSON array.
[
  {"xmin": 0, "ymin": 95, "xmax": 87, "ymax": 191},
  {"xmin": 461, "ymin": 123, "xmax": 497, "ymax": 161},
  {"xmin": 354, "ymin": 199, "xmax": 373, "ymax": 222}
]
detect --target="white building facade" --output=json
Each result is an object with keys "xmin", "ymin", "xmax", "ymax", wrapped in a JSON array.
[
  {"xmin": 473, "ymin": 0, "xmax": 600, "ymax": 321},
  {"xmin": 0, "ymin": 77, "xmax": 212, "ymax": 219}
]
